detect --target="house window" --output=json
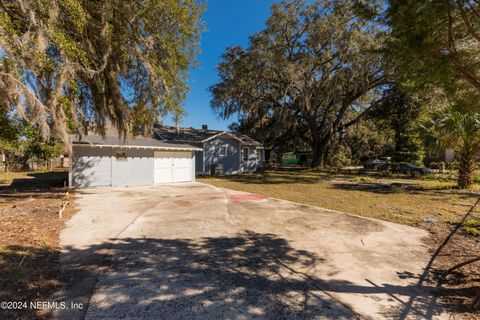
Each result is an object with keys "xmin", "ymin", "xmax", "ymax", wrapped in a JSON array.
[
  {"xmin": 429, "ymin": 149, "xmax": 440, "ymax": 158},
  {"xmin": 218, "ymin": 146, "xmax": 227, "ymax": 157},
  {"xmin": 116, "ymin": 151, "xmax": 127, "ymax": 160},
  {"xmin": 429, "ymin": 143, "xmax": 440, "ymax": 158},
  {"xmin": 242, "ymin": 147, "xmax": 249, "ymax": 161}
]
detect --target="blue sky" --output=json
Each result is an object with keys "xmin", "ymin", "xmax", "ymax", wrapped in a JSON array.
[{"xmin": 163, "ymin": 0, "xmax": 277, "ymax": 131}]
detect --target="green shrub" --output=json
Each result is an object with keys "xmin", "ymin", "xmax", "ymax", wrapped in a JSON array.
[
  {"xmin": 429, "ymin": 162, "xmax": 437, "ymax": 169},
  {"xmin": 447, "ymin": 160, "xmax": 459, "ymax": 170},
  {"xmin": 330, "ymin": 150, "xmax": 351, "ymax": 168}
]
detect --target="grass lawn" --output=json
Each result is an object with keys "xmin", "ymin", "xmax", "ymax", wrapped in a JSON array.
[
  {"xmin": 198, "ymin": 170, "xmax": 480, "ymax": 226},
  {"xmin": 199, "ymin": 170, "xmax": 480, "ymax": 314}
]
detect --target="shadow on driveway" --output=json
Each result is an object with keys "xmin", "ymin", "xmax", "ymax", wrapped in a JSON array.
[{"xmin": 48, "ymin": 231, "xmax": 463, "ymax": 319}]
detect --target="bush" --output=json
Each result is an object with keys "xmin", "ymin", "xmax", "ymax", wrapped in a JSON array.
[
  {"xmin": 350, "ymin": 176, "xmax": 374, "ymax": 183},
  {"xmin": 329, "ymin": 150, "xmax": 351, "ymax": 168},
  {"xmin": 447, "ymin": 160, "xmax": 459, "ymax": 170},
  {"xmin": 429, "ymin": 161, "xmax": 438, "ymax": 169}
]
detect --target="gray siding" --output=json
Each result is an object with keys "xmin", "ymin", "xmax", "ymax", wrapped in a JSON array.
[
  {"xmin": 195, "ymin": 150, "xmax": 203, "ymax": 174},
  {"xmin": 239, "ymin": 146, "xmax": 264, "ymax": 173},
  {"xmin": 71, "ymin": 147, "xmax": 154, "ymax": 188},
  {"xmin": 204, "ymin": 137, "xmax": 240, "ymax": 175},
  {"xmin": 112, "ymin": 149, "xmax": 154, "ymax": 186},
  {"xmin": 72, "ymin": 146, "xmax": 112, "ymax": 188},
  {"xmin": 201, "ymin": 135, "xmax": 265, "ymax": 175}
]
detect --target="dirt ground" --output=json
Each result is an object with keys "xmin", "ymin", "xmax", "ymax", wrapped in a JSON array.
[
  {"xmin": 423, "ymin": 220, "xmax": 480, "ymax": 319},
  {"xmin": 0, "ymin": 171, "xmax": 74, "ymax": 319}
]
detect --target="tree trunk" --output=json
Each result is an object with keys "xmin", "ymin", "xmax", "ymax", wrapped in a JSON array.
[
  {"xmin": 311, "ymin": 144, "xmax": 326, "ymax": 169},
  {"xmin": 4, "ymin": 154, "xmax": 8, "ymax": 173},
  {"xmin": 264, "ymin": 148, "xmax": 272, "ymax": 164},
  {"xmin": 458, "ymin": 149, "xmax": 475, "ymax": 189}
]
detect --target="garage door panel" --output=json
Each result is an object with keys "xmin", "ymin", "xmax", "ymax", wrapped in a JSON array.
[
  {"xmin": 155, "ymin": 167, "xmax": 171, "ymax": 184},
  {"xmin": 173, "ymin": 157, "xmax": 190, "ymax": 167},
  {"xmin": 154, "ymin": 151, "xmax": 192, "ymax": 184},
  {"xmin": 173, "ymin": 167, "xmax": 191, "ymax": 182},
  {"xmin": 154, "ymin": 157, "xmax": 171, "ymax": 168}
]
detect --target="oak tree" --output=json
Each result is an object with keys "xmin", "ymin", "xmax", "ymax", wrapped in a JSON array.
[
  {"xmin": 0, "ymin": 0, "xmax": 204, "ymax": 142},
  {"xmin": 210, "ymin": 0, "xmax": 390, "ymax": 167}
]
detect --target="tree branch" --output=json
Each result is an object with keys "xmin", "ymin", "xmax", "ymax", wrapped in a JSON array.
[{"xmin": 456, "ymin": 0, "xmax": 480, "ymax": 44}]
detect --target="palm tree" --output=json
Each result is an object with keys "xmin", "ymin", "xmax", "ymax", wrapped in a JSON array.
[{"xmin": 428, "ymin": 107, "xmax": 480, "ymax": 188}]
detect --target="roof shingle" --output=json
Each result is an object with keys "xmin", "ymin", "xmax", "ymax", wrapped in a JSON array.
[
  {"xmin": 70, "ymin": 133, "xmax": 200, "ymax": 150},
  {"xmin": 154, "ymin": 125, "xmax": 261, "ymax": 146}
]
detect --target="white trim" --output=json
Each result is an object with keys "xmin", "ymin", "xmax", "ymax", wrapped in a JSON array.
[
  {"xmin": 242, "ymin": 146, "xmax": 249, "ymax": 162},
  {"xmin": 218, "ymin": 145, "xmax": 227, "ymax": 157},
  {"xmin": 201, "ymin": 131, "xmax": 243, "ymax": 143},
  {"xmin": 72, "ymin": 143, "xmax": 202, "ymax": 152}
]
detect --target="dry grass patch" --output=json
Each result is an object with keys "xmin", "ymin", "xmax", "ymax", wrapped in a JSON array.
[
  {"xmin": 198, "ymin": 170, "xmax": 479, "ymax": 226},
  {"xmin": 0, "ymin": 170, "xmax": 74, "ymax": 319}
]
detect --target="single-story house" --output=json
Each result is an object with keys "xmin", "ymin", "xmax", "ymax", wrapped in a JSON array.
[
  {"xmin": 424, "ymin": 146, "xmax": 455, "ymax": 165},
  {"xmin": 154, "ymin": 125, "xmax": 265, "ymax": 175},
  {"xmin": 69, "ymin": 134, "xmax": 201, "ymax": 188}
]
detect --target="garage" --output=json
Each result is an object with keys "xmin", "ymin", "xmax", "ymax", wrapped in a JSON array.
[
  {"xmin": 154, "ymin": 151, "xmax": 193, "ymax": 183},
  {"xmin": 69, "ymin": 134, "xmax": 200, "ymax": 188}
]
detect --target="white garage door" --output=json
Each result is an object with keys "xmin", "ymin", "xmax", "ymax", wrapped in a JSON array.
[{"xmin": 154, "ymin": 151, "xmax": 192, "ymax": 183}]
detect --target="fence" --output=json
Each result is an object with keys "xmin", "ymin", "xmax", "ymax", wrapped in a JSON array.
[{"xmin": 1, "ymin": 157, "xmax": 69, "ymax": 172}]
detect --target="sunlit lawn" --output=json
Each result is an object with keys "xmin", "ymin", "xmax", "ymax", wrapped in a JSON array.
[{"xmin": 198, "ymin": 170, "xmax": 480, "ymax": 226}]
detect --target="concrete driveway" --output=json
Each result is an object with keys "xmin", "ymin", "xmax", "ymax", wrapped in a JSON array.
[{"xmin": 58, "ymin": 183, "xmax": 446, "ymax": 319}]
